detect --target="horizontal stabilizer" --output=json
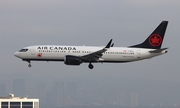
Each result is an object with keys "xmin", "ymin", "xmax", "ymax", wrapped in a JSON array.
[{"xmin": 149, "ymin": 48, "xmax": 168, "ymax": 53}]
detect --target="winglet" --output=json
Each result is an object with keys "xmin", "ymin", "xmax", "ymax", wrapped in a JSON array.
[
  {"xmin": 111, "ymin": 43, "xmax": 114, "ymax": 47},
  {"xmin": 105, "ymin": 39, "xmax": 113, "ymax": 48}
]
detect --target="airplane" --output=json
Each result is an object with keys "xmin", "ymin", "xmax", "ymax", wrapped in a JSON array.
[{"xmin": 14, "ymin": 21, "xmax": 168, "ymax": 69}]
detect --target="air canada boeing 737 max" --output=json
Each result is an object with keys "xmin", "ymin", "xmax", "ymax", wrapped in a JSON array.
[{"xmin": 14, "ymin": 21, "xmax": 168, "ymax": 69}]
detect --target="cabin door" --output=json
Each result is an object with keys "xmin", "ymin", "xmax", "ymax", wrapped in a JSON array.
[
  {"xmin": 137, "ymin": 50, "xmax": 141, "ymax": 58},
  {"xmin": 31, "ymin": 49, "xmax": 36, "ymax": 55}
]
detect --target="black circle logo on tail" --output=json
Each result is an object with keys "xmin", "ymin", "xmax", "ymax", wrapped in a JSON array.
[{"xmin": 149, "ymin": 34, "xmax": 162, "ymax": 46}]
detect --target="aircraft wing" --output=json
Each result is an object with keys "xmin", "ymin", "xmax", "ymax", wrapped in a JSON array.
[{"xmin": 80, "ymin": 39, "xmax": 112, "ymax": 62}]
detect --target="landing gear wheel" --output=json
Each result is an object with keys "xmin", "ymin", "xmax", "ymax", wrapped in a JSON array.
[
  {"xmin": 88, "ymin": 63, "xmax": 94, "ymax": 69},
  {"xmin": 26, "ymin": 60, "xmax": 31, "ymax": 68},
  {"xmin": 28, "ymin": 64, "xmax": 32, "ymax": 67}
]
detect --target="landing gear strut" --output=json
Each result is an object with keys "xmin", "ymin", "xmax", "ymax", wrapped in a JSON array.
[
  {"xmin": 88, "ymin": 63, "xmax": 94, "ymax": 69},
  {"xmin": 27, "ymin": 60, "xmax": 31, "ymax": 67}
]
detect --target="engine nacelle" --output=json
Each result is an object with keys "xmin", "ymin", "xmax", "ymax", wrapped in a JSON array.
[{"xmin": 64, "ymin": 55, "xmax": 82, "ymax": 65}]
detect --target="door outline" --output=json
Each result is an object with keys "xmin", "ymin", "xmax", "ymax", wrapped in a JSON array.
[
  {"xmin": 137, "ymin": 50, "xmax": 141, "ymax": 58},
  {"xmin": 31, "ymin": 49, "xmax": 36, "ymax": 55}
]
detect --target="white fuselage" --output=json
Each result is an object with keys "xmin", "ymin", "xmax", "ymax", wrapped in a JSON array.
[{"xmin": 14, "ymin": 45, "xmax": 166, "ymax": 63}]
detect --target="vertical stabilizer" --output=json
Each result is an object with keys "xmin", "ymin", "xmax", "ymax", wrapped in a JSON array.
[{"xmin": 130, "ymin": 21, "xmax": 168, "ymax": 49}]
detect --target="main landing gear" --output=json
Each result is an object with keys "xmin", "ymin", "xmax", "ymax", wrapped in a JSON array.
[{"xmin": 88, "ymin": 63, "xmax": 94, "ymax": 69}]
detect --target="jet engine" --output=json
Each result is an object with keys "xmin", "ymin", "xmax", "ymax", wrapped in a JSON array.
[{"xmin": 64, "ymin": 55, "xmax": 82, "ymax": 65}]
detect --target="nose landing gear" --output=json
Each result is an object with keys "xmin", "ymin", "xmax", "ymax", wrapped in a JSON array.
[
  {"xmin": 26, "ymin": 60, "xmax": 32, "ymax": 67},
  {"xmin": 88, "ymin": 63, "xmax": 94, "ymax": 69},
  {"xmin": 28, "ymin": 63, "xmax": 32, "ymax": 67}
]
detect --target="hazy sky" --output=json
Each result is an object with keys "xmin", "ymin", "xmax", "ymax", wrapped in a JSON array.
[{"xmin": 0, "ymin": 0, "xmax": 180, "ymax": 81}]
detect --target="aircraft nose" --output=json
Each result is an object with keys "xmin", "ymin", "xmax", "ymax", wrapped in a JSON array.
[{"xmin": 14, "ymin": 52, "xmax": 20, "ymax": 58}]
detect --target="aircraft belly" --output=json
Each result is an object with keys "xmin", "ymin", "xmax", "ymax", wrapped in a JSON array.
[
  {"xmin": 43, "ymin": 53, "xmax": 64, "ymax": 60},
  {"xmin": 102, "ymin": 54, "xmax": 136, "ymax": 62}
]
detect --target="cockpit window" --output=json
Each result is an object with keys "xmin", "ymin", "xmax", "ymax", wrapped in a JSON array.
[{"xmin": 19, "ymin": 49, "xmax": 28, "ymax": 52}]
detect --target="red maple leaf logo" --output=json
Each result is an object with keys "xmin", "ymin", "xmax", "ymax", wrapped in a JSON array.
[
  {"xmin": 149, "ymin": 34, "xmax": 162, "ymax": 46},
  {"xmin": 37, "ymin": 53, "xmax": 42, "ymax": 57},
  {"xmin": 151, "ymin": 36, "xmax": 160, "ymax": 44}
]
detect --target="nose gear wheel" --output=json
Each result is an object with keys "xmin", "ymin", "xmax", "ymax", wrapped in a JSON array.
[
  {"xmin": 28, "ymin": 64, "xmax": 32, "ymax": 67},
  {"xmin": 26, "ymin": 60, "xmax": 32, "ymax": 68}
]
